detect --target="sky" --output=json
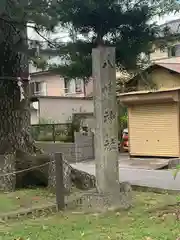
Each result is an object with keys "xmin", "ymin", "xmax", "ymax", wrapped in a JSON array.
[
  {"xmin": 28, "ymin": 13, "xmax": 180, "ymax": 43},
  {"xmin": 156, "ymin": 12, "xmax": 179, "ymax": 24}
]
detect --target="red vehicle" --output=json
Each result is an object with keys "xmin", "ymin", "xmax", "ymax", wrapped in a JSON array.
[
  {"xmin": 119, "ymin": 128, "xmax": 128, "ymax": 152},
  {"xmin": 122, "ymin": 128, "xmax": 128, "ymax": 151}
]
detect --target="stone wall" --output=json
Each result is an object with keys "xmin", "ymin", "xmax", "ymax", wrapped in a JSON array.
[
  {"xmin": 36, "ymin": 133, "xmax": 94, "ymax": 163},
  {"xmin": 74, "ymin": 132, "xmax": 94, "ymax": 162},
  {"xmin": 36, "ymin": 142, "xmax": 76, "ymax": 163}
]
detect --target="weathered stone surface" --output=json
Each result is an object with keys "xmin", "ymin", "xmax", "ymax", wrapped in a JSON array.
[
  {"xmin": 92, "ymin": 46, "xmax": 120, "ymax": 195},
  {"xmin": 74, "ymin": 183, "xmax": 132, "ymax": 212},
  {"xmin": 74, "ymin": 132, "xmax": 94, "ymax": 162},
  {"xmin": 48, "ymin": 156, "xmax": 96, "ymax": 193},
  {"xmin": 48, "ymin": 155, "xmax": 72, "ymax": 193},
  {"xmin": 36, "ymin": 142, "xmax": 77, "ymax": 163}
]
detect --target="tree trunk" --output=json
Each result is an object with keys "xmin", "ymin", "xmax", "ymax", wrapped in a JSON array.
[
  {"xmin": 0, "ymin": 16, "xmax": 39, "ymax": 190},
  {"xmin": 0, "ymin": 16, "xmax": 96, "ymax": 192}
]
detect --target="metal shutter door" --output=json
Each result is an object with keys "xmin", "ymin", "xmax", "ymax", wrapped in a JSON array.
[{"xmin": 129, "ymin": 103, "xmax": 179, "ymax": 157}]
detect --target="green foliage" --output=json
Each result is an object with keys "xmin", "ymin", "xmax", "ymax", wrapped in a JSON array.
[
  {"xmin": 0, "ymin": 0, "xmax": 59, "ymax": 69},
  {"xmin": 119, "ymin": 105, "xmax": 128, "ymax": 124},
  {"xmin": 1, "ymin": 191, "xmax": 179, "ymax": 239},
  {"xmin": 50, "ymin": 40, "xmax": 93, "ymax": 79},
  {"xmin": 31, "ymin": 117, "xmax": 81, "ymax": 142},
  {"xmin": 51, "ymin": 0, "xmax": 180, "ymax": 79},
  {"xmin": 1, "ymin": 0, "xmax": 179, "ymax": 78},
  {"xmin": 119, "ymin": 113, "xmax": 128, "ymax": 125},
  {"xmin": 56, "ymin": 0, "xmax": 178, "ymax": 37},
  {"xmin": 176, "ymin": 194, "xmax": 180, "ymax": 203},
  {"xmin": 38, "ymin": 118, "xmax": 54, "ymax": 125},
  {"xmin": 36, "ymin": 134, "xmax": 72, "ymax": 142},
  {"xmin": 66, "ymin": 115, "xmax": 81, "ymax": 141},
  {"xmin": 173, "ymin": 164, "xmax": 180, "ymax": 179},
  {"xmin": 31, "ymin": 118, "xmax": 75, "ymax": 142},
  {"xmin": 0, "ymin": 0, "xmax": 58, "ymax": 30},
  {"xmin": 31, "ymin": 57, "xmax": 48, "ymax": 70}
]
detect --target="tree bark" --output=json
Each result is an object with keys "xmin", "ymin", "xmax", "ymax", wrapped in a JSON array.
[
  {"xmin": 0, "ymin": 16, "xmax": 96, "ymax": 192},
  {"xmin": 0, "ymin": 15, "xmax": 39, "ymax": 155}
]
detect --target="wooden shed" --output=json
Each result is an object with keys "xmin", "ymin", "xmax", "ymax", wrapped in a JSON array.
[{"xmin": 119, "ymin": 87, "xmax": 180, "ymax": 158}]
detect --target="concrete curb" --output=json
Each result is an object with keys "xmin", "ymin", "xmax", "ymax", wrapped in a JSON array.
[
  {"xmin": 0, "ymin": 192, "xmax": 85, "ymax": 222},
  {"xmin": 131, "ymin": 185, "xmax": 180, "ymax": 194}
]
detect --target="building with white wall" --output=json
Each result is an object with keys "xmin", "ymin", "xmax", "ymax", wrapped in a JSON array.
[{"xmin": 31, "ymin": 96, "xmax": 93, "ymax": 124}]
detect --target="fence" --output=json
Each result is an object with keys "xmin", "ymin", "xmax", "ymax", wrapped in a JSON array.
[
  {"xmin": 31, "ymin": 123, "xmax": 74, "ymax": 143},
  {"xmin": 31, "ymin": 120, "xmax": 127, "ymax": 143},
  {"xmin": 0, "ymin": 153, "xmax": 66, "ymax": 211},
  {"xmin": 0, "ymin": 152, "xmax": 96, "ymax": 213}
]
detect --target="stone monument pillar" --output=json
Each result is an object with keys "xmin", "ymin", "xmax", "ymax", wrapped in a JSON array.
[{"xmin": 92, "ymin": 46, "xmax": 120, "ymax": 197}]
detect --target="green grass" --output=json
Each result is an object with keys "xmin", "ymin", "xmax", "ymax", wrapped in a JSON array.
[
  {"xmin": 0, "ymin": 191, "xmax": 180, "ymax": 240},
  {"xmin": 0, "ymin": 189, "xmax": 55, "ymax": 213}
]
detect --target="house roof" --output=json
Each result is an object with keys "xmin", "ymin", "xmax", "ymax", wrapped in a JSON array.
[
  {"xmin": 160, "ymin": 19, "xmax": 180, "ymax": 36},
  {"xmin": 154, "ymin": 56, "xmax": 180, "ymax": 64},
  {"xmin": 152, "ymin": 19, "xmax": 180, "ymax": 43},
  {"xmin": 30, "ymin": 70, "xmax": 57, "ymax": 77},
  {"xmin": 118, "ymin": 87, "xmax": 180, "ymax": 106},
  {"xmin": 157, "ymin": 63, "xmax": 180, "ymax": 74},
  {"xmin": 126, "ymin": 62, "xmax": 180, "ymax": 86},
  {"xmin": 118, "ymin": 86, "xmax": 180, "ymax": 97}
]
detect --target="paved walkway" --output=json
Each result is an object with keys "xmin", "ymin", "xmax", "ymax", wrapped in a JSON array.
[
  {"xmin": 118, "ymin": 154, "xmax": 170, "ymax": 170},
  {"xmin": 84, "ymin": 153, "xmax": 171, "ymax": 170},
  {"xmin": 71, "ymin": 161, "xmax": 180, "ymax": 191}
]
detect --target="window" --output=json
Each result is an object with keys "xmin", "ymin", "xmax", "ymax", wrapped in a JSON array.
[
  {"xmin": 30, "ymin": 82, "xmax": 42, "ymax": 95},
  {"xmin": 168, "ymin": 46, "xmax": 176, "ymax": 57},
  {"xmin": 35, "ymin": 82, "xmax": 41, "ymax": 93},
  {"xmin": 64, "ymin": 78, "xmax": 83, "ymax": 94},
  {"xmin": 75, "ymin": 79, "xmax": 82, "ymax": 93},
  {"xmin": 64, "ymin": 78, "xmax": 70, "ymax": 93},
  {"xmin": 168, "ymin": 44, "xmax": 180, "ymax": 57}
]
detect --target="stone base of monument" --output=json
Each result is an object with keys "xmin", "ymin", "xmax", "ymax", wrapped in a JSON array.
[{"xmin": 74, "ymin": 182, "xmax": 132, "ymax": 213}]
